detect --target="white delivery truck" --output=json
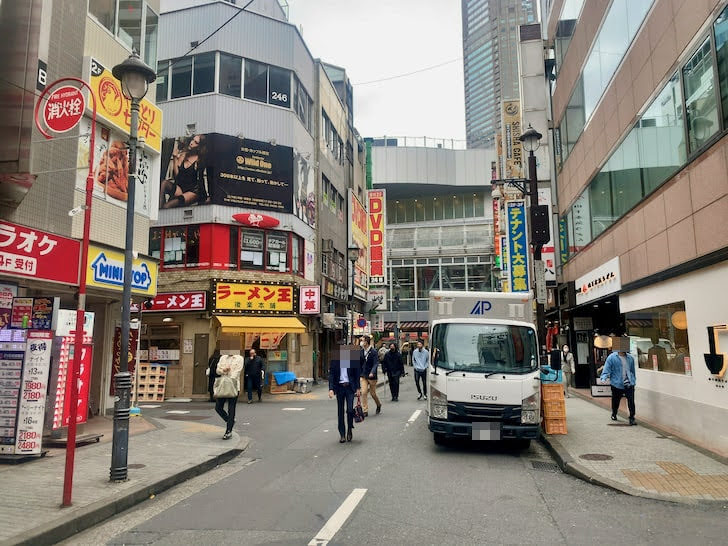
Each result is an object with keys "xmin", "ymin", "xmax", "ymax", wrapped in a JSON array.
[{"xmin": 426, "ymin": 291, "xmax": 541, "ymax": 448}]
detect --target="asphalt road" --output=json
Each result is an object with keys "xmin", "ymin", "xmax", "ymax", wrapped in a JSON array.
[{"xmin": 68, "ymin": 377, "xmax": 728, "ymax": 545}]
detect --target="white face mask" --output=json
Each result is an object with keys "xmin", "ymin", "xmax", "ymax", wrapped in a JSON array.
[{"xmin": 359, "ymin": 341, "xmax": 365, "ymax": 348}]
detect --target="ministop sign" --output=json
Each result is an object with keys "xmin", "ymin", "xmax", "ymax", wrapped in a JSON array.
[{"xmin": 43, "ymin": 85, "xmax": 84, "ymax": 133}]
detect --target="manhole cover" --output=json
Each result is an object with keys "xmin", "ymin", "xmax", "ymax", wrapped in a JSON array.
[
  {"xmin": 579, "ymin": 453, "xmax": 613, "ymax": 461},
  {"xmin": 128, "ymin": 463, "xmax": 146, "ymax": 469},
  {"xmin": 531, "ymin": 461, "xmax": 560, "ymax": 472},
  {"xmin": 159, "ymin": 415, "xmax": 209, "ymax": 421}
]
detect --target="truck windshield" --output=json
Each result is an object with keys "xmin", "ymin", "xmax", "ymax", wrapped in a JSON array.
[{"xmin": 431, "ymin": 323, "xmax": 538, "ymax": 374}]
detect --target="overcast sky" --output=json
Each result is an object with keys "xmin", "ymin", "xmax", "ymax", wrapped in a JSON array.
[{"xmin": 287, "ymin": 0, "xmax": 466, "ymax": 141}]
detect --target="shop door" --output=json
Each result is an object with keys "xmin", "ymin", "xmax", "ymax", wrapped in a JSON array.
[{"xmin": 192, "ymin": 334, "xmax": 210, "ymax": 395}]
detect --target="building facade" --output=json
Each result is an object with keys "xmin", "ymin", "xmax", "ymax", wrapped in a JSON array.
[
  {"xmin": 462, "ymin": 0, "xmax": 537, "ymax": 148},
  {"xmin": 367, "ymin": 138, "xmax": 496, "ymax": 341},
  {"xmin": 544, "ymin": 0, "xmax": 728, "ymax": 454}
]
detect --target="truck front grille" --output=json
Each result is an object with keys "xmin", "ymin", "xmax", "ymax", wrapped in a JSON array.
[{"xmin": 447, "ymin": 401, "xmax": 521, "ymax": 424}]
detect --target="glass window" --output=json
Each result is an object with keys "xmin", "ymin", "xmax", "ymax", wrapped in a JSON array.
[
  {"xmin": 89, "ymin": 0, "xmax": 116, "ymax": 33},
  {"xmin": 474, "ymin": 192, "xmax": 485, "ymax": 217},
  {"xmin": 714, "ymin": 6, "xmax": 728, "ymax": 128},
  {"xmin": 266, "ymin": 232, "xmax": 288, "ymax": 272},
  {"xmin": 392, "ymin": 266, "xmax": 415, "ymax": 299},
  {"xmin": 144, "ymin": 6, "xmax": 158, "ymax": 67},
  {"xmin": 228, "ymin": 227, "xmax": 238, "ymax": 270},
  {"xmin": 626, "ymin": 301, "xmax": 690, "ymax": 375},
  {"xmin": 404, "ymin": 199, "xmax": 415, "ymax": 223},
  {"xmin": 241, "ymin": 229, "xmax": 264, "ymax": 270},
  {"xmin": 453, "ymin": 195, "xmax": 464, "ymax": 219},
  {"xmin": 564, "ymin": 78, "xmax": 585, "ymax": 155},
  {"xmin": 149, "ymin": 227, "xmax": 162, "ymax": 260},
  {"xmin": 186, "ymin": 226, "xmax": 200, "ymax": 267},
  {"xmin": 170, "ymin": 56, "xmax": 192, "ymax": 99},
  {"xmin": 608, "ymin": 129, "xmax": 642, "ymax": 219},
  {"xmin": 219, "ymin": 53, "xmax": 242, "ymax": 97},
  {"xmin": 193, "ymin": 52, "xmax": 215, "ymax": 95},
  {"xmin": 156, "ymin": 60, "xmax": 169, "ymax": 102},
  {"xmin": 118, "ymin": 0, "xmax": 143, "ymax": 53},
  {"xmin": 637, "ymin": 72, "xmax": 686, "ymax": 194},
  {"xmin": 163, "ymin": 227, "xmax": 186, "ymax": 268},
  {"xmin": 442, "ymin": 265, "xmax": 466, "ymax": 291},
  {"xmin": 415, "ymin": 199, "xmax": 425, "ymax": 222},
  {"xmin": 433, "ymin": 197, "xmax": 443, "ymax": 220},
  {"xmin": 292, "ymin": 236, "xmax": 301, "ymax": 274},
  {"xmin": 416, "ymin": 266, "xmax": 440, "ymax": 298},
  {"xmin": 467, "ymin": 264, "xmax": 490, "ymax": 291},
  {"xmin": 683, "ymin": 38, "xmax": 720, "ymax": 153},
  {"xmin": 244, "ymin": 59, "xmax": 268, "ymax": 103},
  {"xmin": 268, "ymin": 66, "xmax": 291, "ymax": 108},
  {"xmin": 443, "ymin": 197, "xmax": 454, "ymax": 220},
  {"xmin": 589, "ymin": 171, "xmax": 612, "ymax": 238}
]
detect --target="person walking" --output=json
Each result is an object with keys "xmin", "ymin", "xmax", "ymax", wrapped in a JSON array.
[
  {"xmin": 412, "ymin": 341, "xmax": 429, "ymax": 400},
  {"xmin": 244, "ymin": 349, "xmax": 265, "ymax": 404},
  {"xmin": 207, "ymin": 348, "xmax": 221, "ymax": 402},
  {"xmin": 561, "ymin": 344, "xmax": 575, "ymax": 398},
  {"xmin": 213, "ymin": 354, "xmax": 244, "ymax": 440},
  {"xmin": 600, "ymin": 344, "xmax": 637, "ymax": 425},
  {"xmin": 382, "ymin": 343, "xmax": 404, "ymax": 401},
  {"xmin": 329, "ymin": 354, "xmax": 362, "ymax": 443},
  {"xmin": 359, "ymin": 335, "xmax": 381, "ymax": 416}
]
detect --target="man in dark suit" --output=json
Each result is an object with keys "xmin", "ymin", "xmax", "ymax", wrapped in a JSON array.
[
  {"xmin": 359, "ymin": 335, "xmax": 381, "ymax": 416},
  {"xmin": 244, "ymin": 349, "xmax": 265, "ymax": 403},
  {"xmin": 329, "ymin": 348, "xmax": 362, "ymax": 443}
]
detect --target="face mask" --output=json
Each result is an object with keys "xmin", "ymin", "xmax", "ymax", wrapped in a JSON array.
[
  {"xmin": 563, "ymin": 348, "xmax": 569, "ymax": 354},
  {"xmin": 359, "ymin": 341, "xmax": 365, "ymax": 348}
]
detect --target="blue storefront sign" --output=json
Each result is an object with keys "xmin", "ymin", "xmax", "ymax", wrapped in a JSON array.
[{"xmin": 506, "ymin": 200, "xmax": 529, "ymax": 292}]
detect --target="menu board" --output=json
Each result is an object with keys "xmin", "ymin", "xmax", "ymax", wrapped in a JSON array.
[
  {"xmin": 0, "ymin": 329, "xmax": 26, "ymax": 454},
  {"xmin": 15, "ymin": 331, "xmax": 52, "ymax": 454},
  {"xmin": 11, "ymin": 298, "xmax": 33, "ymax": 329}
]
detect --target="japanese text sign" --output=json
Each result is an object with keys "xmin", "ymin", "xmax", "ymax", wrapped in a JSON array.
[
  {"xmin": 53, "ymin": 337, "xmax": 92, "ymax": 429},
  {"xmin": 349, "ymin": 190, "xmax": 369, "ymax": 297},
  {"xmin": 299, "ymin": 286, "xmax": 320, "ymax": 315},
  {"xmin": 43, "ymin": 85, "xmax": 84, "ymax": 133},
  {"xmin": 503, "ymin": 100, "xmax": 523, "ymax": 178},
  {"xmin": 145, "ymin": 292, "xmax": 207, "ymax": 312},
  {"xmin": 89, "ymin": 58, "xmax": 162, "ymax": 153},
  {"xmin": 368, "ymin": 189, "xmax": 387, "ymax": 285},
  {"xmin": 15, "ymin": 330, "xmax": 52, "ymax": 454},
  {"xmin": 506, "ymin": 200, "xmax": 530, "ymax": 292},
  {"xmin": 0, "ymin": 221, "xmax": 80, "ymax": 285},
  {"xmin": 86, "ymin": 244, "xmax": 158, "ymax": 297},
  {"xmin": 213, "ymin": 282, "xmax": 295, "ymax": 314}
]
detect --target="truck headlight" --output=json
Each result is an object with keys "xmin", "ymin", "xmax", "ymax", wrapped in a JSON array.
[
  {"xmin": 430, "ymin": 386, "xmax": 448, "ymax": 419},
  {"xmin": 521, "ymin": 392, "xmax": 540, "ymax": 424}
]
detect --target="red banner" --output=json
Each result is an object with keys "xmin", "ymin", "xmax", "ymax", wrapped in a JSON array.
[
  {"xmin": 110, "ymin": 326, "xmax": 139, "ymax": 395},
  {"xmin": 145, "ymin": 291, "xmax": 207, "ymax": 312},
  {"xmin": 52, "ymin": 335, "xmax": 93, "ymax": 430},
  {"xmin": 0, "ymin": 221, "xmax": 80, "ymax": 285}
]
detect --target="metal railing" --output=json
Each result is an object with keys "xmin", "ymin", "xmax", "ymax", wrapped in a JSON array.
[
  {"xmin": 387, "ymin": 223, "xmax": 494, "ymax": 251},
  {"xmin": 367, "ymin": 136, "xmax": 468, "ymax": 150}
]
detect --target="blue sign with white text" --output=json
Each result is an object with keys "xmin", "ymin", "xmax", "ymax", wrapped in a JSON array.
[{"xmin": 506, "ymin": 200, "xmax": 530, "ymax": 292}]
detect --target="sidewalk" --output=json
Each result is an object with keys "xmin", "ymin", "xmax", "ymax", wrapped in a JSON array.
[
  {"xmin": 541, "ymin": 393, "xmax": 728, "ymax": 505},
  {"xmin": 0, "ymin": 415, "xmax": 249, "ymax": 546}
]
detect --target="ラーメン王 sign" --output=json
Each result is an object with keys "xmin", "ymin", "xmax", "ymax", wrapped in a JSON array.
[
  {"xmin": 213, "ymin": 281, "xmax": 295, "ymax": 314},
  {"xmin": 144, "ymin": 292, "xmax": 207, "ymax": 312}
]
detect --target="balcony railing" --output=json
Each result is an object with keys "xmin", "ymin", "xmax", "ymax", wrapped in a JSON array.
[
  {"xmin": 387, "ymin": 223, "xmax": 494, "ymax": 253},
  {"xmin": 367, "ymin": 136, "xmax": 468, "ymax": 150}
]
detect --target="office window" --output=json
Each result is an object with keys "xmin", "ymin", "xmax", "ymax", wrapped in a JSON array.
[
  {"xmin": 433, "ymin": 197, "xmax": 443, "ymax": 221},
  {"xmin": 170, "ymin": 57, "xmax": 192, "ymax": 99},
  {"xmin": 149, "ymin": 228, "xmax": 161, "ymax": 260},
  {"xmin": 163, "ymin": 227, "xmax": 187, "ymax": 268},
  {"xmin": 244, "ymin": 59, "xmax": 268, "ymax": 103},
  {"xmin": 627, "ymin": 301, "xmax": 690, "ymax": 375},
  {"xmin": 294, "ymin": 76, "xmax": 312, "ymax": 131},
  {"xmin": 118, "ymin": 0, "xmax": 143, "ymax": 53},
  {"xmin": 683, "ymin": 38, "xmax": 720, "ymax": 152},
  {"xmin": 714, "ymin": 6, "xmax": 728, "ymax": 128},
  {"xmin": 292, "ymin": 236, "xmax": 302, "ymax": 275},
  {"xmin": 241, "ymin": 229, "xmax": 264, "ymax": 270},
  {"xmin": 268, "ymin": 66, "xmax": 290, "ymax": 108},
  {"xmin": 144, "ymin": 6, "xmax": 158, "ymax": 67},
  {"xmin": 442, "ymin": 265, "xmax": 466, "ymax": 291},
  {"xmin": 89, "ymin": 0, "xmax": 116, "ymax": 32},
  {"xmin": 467, "ymin": 264, "xmax": 490, "ymax": 291},
  {"xmin": 266, "ymin": 232, "xmax": 288, "ymax": 272},
  {"xmin": 607, "ymin": 130, "xmax": 642, "ymax": 219},
  {"xmin": 219, "ymin": 53, "xmax": 242, "ymax": 97},
  {"xmin": 417, "ymin": 266, "xmax": 440, "ymax": 298},
  {"xmin": 589, "ymin": 171, "xmax": 612, "ymax": 238},
  {"xmin": 156, "ymin": 60, "xmax": 169, "ymax": 101},
  {"xmin": 193, "ymin": 52, "xmax": 215, "ymax": 95}
]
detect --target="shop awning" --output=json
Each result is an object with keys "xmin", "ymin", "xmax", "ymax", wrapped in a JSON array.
[{"xmin": 214, "ymin": 315, "xmax": 307, "ymax": 334}]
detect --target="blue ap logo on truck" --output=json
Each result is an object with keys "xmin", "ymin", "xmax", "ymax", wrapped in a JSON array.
[{"xmin": 470, "ymin": 301, "xmax": 492, "ymax": 315}]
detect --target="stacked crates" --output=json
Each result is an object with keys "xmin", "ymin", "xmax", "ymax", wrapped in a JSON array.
[
  {"xmin": 541, "ymin": 383, "xmax": 567, "ymax": 434},
  {"xmin": 135, "ymin": 363, "xmax": 167, "ymax": 402}
]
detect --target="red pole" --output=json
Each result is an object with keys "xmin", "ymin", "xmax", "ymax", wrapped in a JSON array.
[{"xmin": 37, "ymin": 77, "xmax": 97, "ymax": 507}]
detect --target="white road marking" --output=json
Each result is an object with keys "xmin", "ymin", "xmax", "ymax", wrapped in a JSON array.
[
  {"xmin": 138, "ymin": 405, "xmax": 160, "ymax": 408},
  {"xmin": 165, "ymin": 410, "xmax": 190, "ymax": 414},
  {"xmin": 308, "ymin": 488, "xmax": 367, "ymax": 546},
  {"xmin": 408, "ymin": 409, "xmax": 422, "ymax": 423},
  {"xmin": 282, "ymin": 407, "xmax": 306, "ymax": 411}
]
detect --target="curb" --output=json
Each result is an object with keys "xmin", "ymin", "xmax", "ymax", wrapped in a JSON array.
[
  {"xmin": 6, "ymin": 436, "xmax": 251, "ymax": 546},
  {"xmin": 538, "ymin": 432, "xmax": 727, "ymax": 507}
]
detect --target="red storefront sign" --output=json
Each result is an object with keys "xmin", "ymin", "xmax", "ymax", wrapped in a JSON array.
[
  {"xmin": 368, "ymin": 190, "xmax": 387, "ymax": 285},
  {"xmin": 299, "ymin": 285, "xmax": 320, "ymax": 314},
  {"xmin": 0, "ymin": 221, "xmax": 80, "ymax": 285},
  {"xmin": 43, "ymin": 85, "xmax": 85, "ymax": 134},
  {"xmin": 232, "ymin": 213, "xmax": 280, "ymax": 229},
  {"xmin": 145, "ymin": 291, "xmax": 207, "ymax": 312}
]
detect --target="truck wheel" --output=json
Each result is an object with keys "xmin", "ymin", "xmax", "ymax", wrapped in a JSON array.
[
  {"xmin": 433, "ymin": 433, "xmax": 447, "ymax": 446},
  {"xmin": 513, "ymin": 439, "xmax": 531, "ymax": 450}
]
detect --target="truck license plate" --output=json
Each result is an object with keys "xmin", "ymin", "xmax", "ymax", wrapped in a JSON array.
[{"xmin": 472, "ymin": 422, "xmax": 500, "ymax": 440}]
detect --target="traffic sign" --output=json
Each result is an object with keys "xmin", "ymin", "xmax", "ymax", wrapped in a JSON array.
[{"xmin": 42, "ymin": 85, "xmax": 84, "ymax": 133}]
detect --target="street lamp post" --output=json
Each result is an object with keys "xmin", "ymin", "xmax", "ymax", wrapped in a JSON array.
[
  {"xmin": 347, "ymin": 246, "xmax": 360, "ymax": 345},
  {"xmin": 110, "ymin": 52, "xmax": 156, "ymax": 482},
  {"xmin": 393, "ymin": 279, "xmax": 401, "ymax": 348}
]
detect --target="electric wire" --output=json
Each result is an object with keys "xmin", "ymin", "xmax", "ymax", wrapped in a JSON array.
[{"xmin": 353, "ymin": 57, "xmax": 462, "ymax": 86}]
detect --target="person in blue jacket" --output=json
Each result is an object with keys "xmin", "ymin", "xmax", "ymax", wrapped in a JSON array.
[{"xmin": 600, "ymin": 346, "xmax": 637, "ymax": 425}]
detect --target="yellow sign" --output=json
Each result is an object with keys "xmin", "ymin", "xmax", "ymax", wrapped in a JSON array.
[
  {"xmin": 89, "ymin": 58, "xmax": 162, "ymax": 153},
  {"xmin": 86, "ymin": 244, "xmax": 158, "ymax": 296},
  {"xmin": 213, "ymin": 282, "xmax": 295, "ymax": 314},
  {"xmin": 503, "ymin": 100, "xmax": 523, "ymax": 178}
]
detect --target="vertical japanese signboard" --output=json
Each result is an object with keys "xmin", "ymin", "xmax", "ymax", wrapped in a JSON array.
[
  {"xmin": 16, "ymin": 330, "xmax": 52, "ymax": 454},
  {"xmin": 299, "ymin": 285, "xmax": 321, "ymax": 315},
  {"xmin": 559, "ymin": 217, "xmax": 569, "ymax": 264},
  {"xmin": 571, "ymin": 192, "xmax": 591, "ymax": 251},
  {"xmin": 493, "ymin": 196, "xmax": 501, "ymax": 268},
  {"xmin": 368, "ymin": 189, "xmax": 387, "ymax": 285},
  {"xmin": 537, "ymin": 188, "xmax": 556, "ymax": 282},
  {"xmin": 506, "ymin": 200, "xmax": 530, "ymax": 292},
  {"xmin": 349, "ymin": 190, "xmax": 369, "ymax": 300},
  {"xmin": 503, "ymin": 101, "xmax": 523, "ymax": 178}
]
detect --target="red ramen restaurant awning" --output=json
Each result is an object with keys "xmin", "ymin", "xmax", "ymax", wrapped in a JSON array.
[{"xmin": 214, "ymin": 315, "xmax": 306, "ymax": 334}]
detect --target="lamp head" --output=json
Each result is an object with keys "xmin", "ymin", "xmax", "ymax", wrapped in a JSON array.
[
  {"xmin": 112, "ymin": 52, "xmax": 156, "ymax": 101},
  {"xmin": 347, "ymin": 245, "xmax": 359, "ymax": 263},
  {"xmin": 519, "ymin": 124, "xmax": 542, "ymax": 153}
]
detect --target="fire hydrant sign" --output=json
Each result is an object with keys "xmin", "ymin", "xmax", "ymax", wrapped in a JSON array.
[
  {"xmin": 16, "ymin": 331, "xmax": 53, "ymax": 454},
  {"xmin": 43, "ymin": 85, "xmax": 84, "ymax": 133}
]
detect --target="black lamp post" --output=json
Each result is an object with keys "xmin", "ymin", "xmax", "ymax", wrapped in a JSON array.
[
  {"xmin": 393, "ymin": 279, "xmax": 401, "ymax": 348},
  {"xmin": 347, "ymin": 246, "xmax": 360, "ymax": 344},
  {"xmin": 110, "ymin": 52, "xmax": 156, "ymax": 483}
]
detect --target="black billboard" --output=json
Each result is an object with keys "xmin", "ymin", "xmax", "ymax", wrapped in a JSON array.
[{"xmin": 159, "ymin": 133, "xmax": 294, "ymax": 214}]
